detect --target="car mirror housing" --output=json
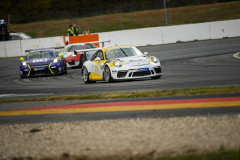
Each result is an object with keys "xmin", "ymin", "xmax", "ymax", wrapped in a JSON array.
[
  {"xmin": 59, "ymin": 53, "xmax": 64, "ymax": 58},
  {"xmin": 144, "ymin": 52, "xmax": 149, "ymax": 56},
  {"xmin": 20, "ymin": 57, "xmax": 25, "ymax": 61},
  {"xmin": 95, "ymin": 57, "xmax": 101, "ymax": 61}
]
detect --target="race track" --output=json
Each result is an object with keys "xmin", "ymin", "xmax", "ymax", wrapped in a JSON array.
[{"xmin": 0, "ymin": 37, "xmax": 240, "ymax": 97}]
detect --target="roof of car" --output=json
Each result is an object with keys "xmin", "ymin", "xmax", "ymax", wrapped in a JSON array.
[
  {"xmin": 101, "ymin": 45, "xmax": 134, "ymax": 52},
  {"xmin": 65, "ymin": 43, "xmax": 85, "ymax": 47}
]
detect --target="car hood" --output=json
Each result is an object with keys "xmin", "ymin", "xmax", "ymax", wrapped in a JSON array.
[
  {"xmin": 27, "ymin": 58, "xmax": 54, "ymax": 66},
  {"xmin": 114, "ymin": 56, "xmax": 150, "ymax": 66}
]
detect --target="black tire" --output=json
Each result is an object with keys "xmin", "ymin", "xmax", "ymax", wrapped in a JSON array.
[
  {"xmin": 82, "ymin": 67, "xmax": 90, "ymax": 84},
  {"xmin": 63, "ymin": 60, "xmax": 67, "ymax": 74},
  {"xmin": 151, "ymin": 75, "xmax": 161, "ymax": 79},
  {"xmin": 79, "ymin": 55, "xmax": 87, "ymax": 68},
  {"xmin": 104, "ymin": 66, "xmax": 112, "ymax": 83}
]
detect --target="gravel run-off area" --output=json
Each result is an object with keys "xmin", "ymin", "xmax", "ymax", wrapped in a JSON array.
[{"xmin": 1, "ymin": 115, "xmax": 240, "ymax": 160}]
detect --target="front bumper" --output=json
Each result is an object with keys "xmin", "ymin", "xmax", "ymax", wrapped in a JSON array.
[
  {"xmin": 110, "ymin": 65, "xmax": 162, "ymax": 80},
  {"xmin": 20, "ymin": 63, "xmax": 62, "ymax": 77},
  {"xmin": 66, "ymin": 61, "xmax": 80, "ymax": 67}
]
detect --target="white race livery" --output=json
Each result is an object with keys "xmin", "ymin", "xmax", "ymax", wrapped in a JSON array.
[{"xmin": 76, "ymin": 45, "xmax": 162, "ymax": 83}]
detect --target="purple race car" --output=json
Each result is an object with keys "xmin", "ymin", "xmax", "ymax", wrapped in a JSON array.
[{"xmin": 19, "ymin": 48, "xmax": 67, "ymax": 78}]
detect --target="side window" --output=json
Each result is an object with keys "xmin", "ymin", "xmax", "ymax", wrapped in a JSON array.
[
  {"xmin": 90, "ymin": 52, "xmax": 98, "ymax": 61},
  {"xmin": 97, "ymin": 51, "xmax": 104, "ymax": 60},
  {"xmin": 91, "ymin": 44, "xmax": 97, "ymax": 48},
  {"xmin": 11, "ymin": 36, "xmax": 22, "ymax": 40},
  {"xmin": 66, "ymin": 46, "xmax": 71, "ymax": 52},
  {"xmin": 85, "ymin": 43, "xmax": 92, "ymax": 49}
]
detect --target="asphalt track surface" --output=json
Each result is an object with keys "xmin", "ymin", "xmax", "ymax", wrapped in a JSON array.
[
  {"xmin": 0, "ymin": 37, "xmax": 240, "ymax": 98},
  {"xmin": 0, "ymin": 38, "xmax": 240, "ymax": 124}
]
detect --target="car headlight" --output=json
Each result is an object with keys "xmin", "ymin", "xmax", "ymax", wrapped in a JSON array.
[
  {"xmin": 113, "ymin": 61, "xmax": 122, "ymax": 67},
  {"xmin": 53, "ymin": 58, "xmax": 58, "ymax": 64},
  {"xmin": 151, "ymin": 56, "xmax": 159, "ymax": 63},
  {"xmin": 22, "ymin": 61, "xmax": 27, "ymax": 66}
]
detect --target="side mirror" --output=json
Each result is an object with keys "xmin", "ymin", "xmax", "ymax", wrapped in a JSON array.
[
  {"xmin": 20, "ymin": 57, "xmax": 25, "ymax": 61},
  {"xmin": 71, "ymin": 54, "xmax": 76, "ymax": 57},
  {"xmin": 95, "ymin": 57, "xmax": 101, "ymax": 61},
  {"xmin": 144, "ymin": 52, "xmax": 148, "ymax": 56},
  {"xmin": 59, "ymin": 53, "xmax": 64, "ymax": 58},
  {"xmin": 74, "ymin": 51, "xmax": 77, "ymax": 55}
]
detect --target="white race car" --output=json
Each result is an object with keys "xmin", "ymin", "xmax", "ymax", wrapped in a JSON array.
[{"xmin": 76, "ymin": 45, "xmax": 162, "ymax": 83}]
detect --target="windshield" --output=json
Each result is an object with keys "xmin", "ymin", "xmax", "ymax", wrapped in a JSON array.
[
  {"xmin": 105, "ymin": 48, "xmax": 127, "ymax": 60},
  {"xmin": 69, "ymin": 45, "xmax": 84, "ymax": 52},
  {"xmin": 59, "ymin": 48, "xmax": 67, "ymax": 53},
  {"xmin": 20, "ymin": 33, "xmax": 32, "ymax": 39},
  {"xmin": 26, "ymin": 50, "xmax": 57, "ymax": 60},
  {"xmin": 121, "ymin": 47, "xmax": 144, "ymax": 57}
]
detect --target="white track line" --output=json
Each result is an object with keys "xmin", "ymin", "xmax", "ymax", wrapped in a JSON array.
[{"xmin": 233, "ymin": 52, "xmax": 240, "ymax": 59}]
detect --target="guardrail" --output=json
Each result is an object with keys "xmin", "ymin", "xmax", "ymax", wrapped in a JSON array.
[{"xmin": 1, "ymin": 19, "xmax": 240, "ymax": 58}]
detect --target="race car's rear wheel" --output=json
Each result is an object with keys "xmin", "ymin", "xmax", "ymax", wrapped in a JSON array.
[
  {"xmin": 64, "ymin": 61, "xmax": 67, "ymax": 74},
  {"xmin": 82, "ymin": 67, "xmax": 90, "ymax": 84},
  {"xmin": 79, "ymin": 55, "xmax": 87, "ymax": 68},
  {"xmin": 104, "ymin": 66, "xmax": 112, "ymax": 83}
]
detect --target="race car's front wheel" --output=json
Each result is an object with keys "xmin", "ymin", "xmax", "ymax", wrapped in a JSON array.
[
  {"xmin": 151, "ymin": 75, "xmax": 161, "ymax": 79},
  {"xmin": 82, "ymin": 67, "xmax": 90, "ymax": 84},
  {"xmin": 104, "ymin": 66, "xmax": 112, "ymax": 83}
]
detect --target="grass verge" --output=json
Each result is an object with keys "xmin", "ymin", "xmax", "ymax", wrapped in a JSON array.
[
  {"xmin": 0, "ymin": 86, "xmax": 240, "ymax": 103},
  {"xmin": 10, "ymin": 1, "xmax": 240, "ymax": 38}
]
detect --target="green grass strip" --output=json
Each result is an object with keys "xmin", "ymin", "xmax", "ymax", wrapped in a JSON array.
[
  {"xmin": 0, "ymin": 86, "xmax": 240, "ymax": 103},
  {"xmin": 109, "ymin": 150, "xmax": 240, "ymax": 160}
]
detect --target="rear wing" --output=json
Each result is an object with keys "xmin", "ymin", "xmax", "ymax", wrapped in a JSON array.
[
  {"xmin": 73, "ymin": 39, "xmax": 110, "ymax": 55},
  {"xmin": 25, "ymin": 46, "xmax": 65, "ymax": 53},
  {"xmin": 74, "ymin": 48, "xmax": 101, "ymax": 55},
  {"xmin": 87, "ymin": 40, "xmax": 110, "ymax": 48}
]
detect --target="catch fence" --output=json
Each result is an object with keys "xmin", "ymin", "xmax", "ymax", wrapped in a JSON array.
[{"xmin": 0, "ymin": 0, "xmax": 240, "ymax": 38}]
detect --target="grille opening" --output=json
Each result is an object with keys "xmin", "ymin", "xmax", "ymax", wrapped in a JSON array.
[
  {"xmin": 30, "ymin": 69, "xmax": 52, "ymax": 75},
  {"xmin": 133, "ymin": 71, "xmax": 151, "ymax": 77},
  {"xmin": 154, "ymin": 67, "xmax": 161, "ymax": 74},
  {"xmin": 129, "ymin": 73, "xmax": 132, "ymax": 77},
  {"xmin": 68, "ymin": 61, "xmax": 75, "ymax": 65},
  {"xmin": 23, "ymin": 71, "xmax": 29, "ymax": 75},
  {"xmin": 151, "ymin": 70, "xmax": 154, "ymax": 74},
  {"xmin": 117, "ymin": 71, "xmax": 128, "ymax": 78},
  {"xmin": 51, "ymin": 68, "xmax": 59, "ymax": 73}
]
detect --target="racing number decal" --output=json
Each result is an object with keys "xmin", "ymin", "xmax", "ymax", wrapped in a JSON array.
[{"xmin": 95, "ymin": 64, "xmax": 100, "ymax": 75}]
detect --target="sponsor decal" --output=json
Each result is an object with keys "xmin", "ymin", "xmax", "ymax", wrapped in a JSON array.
[
  {"xmin": 112, "ymin": 70, "xmax": 117, "ymax": 74},
  {"xmin": 34, "ymin": 67, "xmax": 45, "ymax": 71},
  {"xmin": 95, "ymin": 65, "xmax": 99, "ymax": 74},
  {"xmin": 135, "ymin": 68, "xmax": 149, "ymax": 72},
  {"xmin": 32, "ymin": 59, "xmax": 48, "ymax": 63},
  {"xmin": 126, "ymin": 59, "xmax": 149, "ymax": 65},
  {"xmin": 100, "ymin": 65, "xmax": 104, "ymax": 70},
  {"xmin": 24, "ymin": 69, "xmax": 29, "ymax": 71},
  {"xmin": 59, "ymin": 67, "xmax": 62, "ymax": 71}
]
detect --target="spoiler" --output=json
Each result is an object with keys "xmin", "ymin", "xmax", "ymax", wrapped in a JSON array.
[
  {"xmin": 88, "ymin": 40, "xmax": 110, "ymax": 48},
  {"xmin": 73, "ymin": 40, "xmax": 111, "ymax": 55},
  {"xmin": 25, "ymin": 46, "xmax": 65, "ymax": 53},
  {"xmin": 74, "ymin": 48, "xmax": 101, "ymax": 55}
]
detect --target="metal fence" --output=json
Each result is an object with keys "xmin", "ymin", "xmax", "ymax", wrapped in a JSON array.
[{"xmin": 1, "ymin": 0, "xmax": 240, "ymax": 38}]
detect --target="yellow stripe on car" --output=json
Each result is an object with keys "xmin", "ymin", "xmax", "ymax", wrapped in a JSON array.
[
  {"xmin": 27, "ymin": 64, "xmax": 31, "ymax": 76},
  {"xmin": 89, "ymin": 72, "xmax": 102, "ymax": 80},
  {"xmin": 48, "ymin": 62, "xmax": 54, "ymax": 74}
]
